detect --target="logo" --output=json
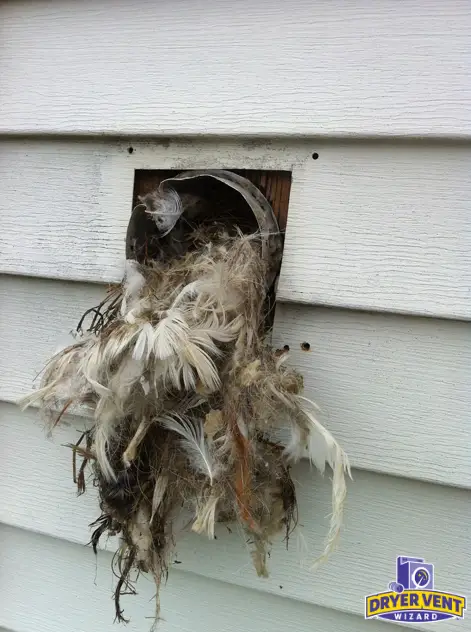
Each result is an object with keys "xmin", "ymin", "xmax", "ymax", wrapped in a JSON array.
[{"xmin": 365, "ymin": 556, "xmax": 466, "ymax": 623}]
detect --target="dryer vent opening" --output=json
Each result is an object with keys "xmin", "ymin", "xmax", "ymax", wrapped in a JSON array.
[{"xmin": 128, "ymin": 169, "xmax": 292, "ymax": 269}]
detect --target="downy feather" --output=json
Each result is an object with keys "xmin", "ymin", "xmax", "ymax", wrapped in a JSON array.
[
  {"xmin": 282, "ymin": 422, "xmax": 306, "ymax": 463},
  {"xmin": 19, "ymin": 342, "xmax": 89, "ymax": 414},
  {"xmin": 144, "ymin": 187, "xmax": 183, "ymax": 236}
]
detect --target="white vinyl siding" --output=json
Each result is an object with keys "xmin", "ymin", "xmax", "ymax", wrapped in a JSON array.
[{"xmin": 1, "ymin": 2, "xmax": 470, "ymax": 631}]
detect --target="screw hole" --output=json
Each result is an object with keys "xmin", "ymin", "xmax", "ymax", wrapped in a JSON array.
[
  {"xmin": 283, "ymin": 344, "xmax": 290, "ymax": 351},
  {"xmin": 312, "ymin": 152, "xmax": 319, "ymax": 160},
  {"xmin": 128, "ymin": 147, "xmax": 134, "ymax": 154},
  {"xmin": 301, "ymin": 342, "xmax": 311, "ymax": 351}
]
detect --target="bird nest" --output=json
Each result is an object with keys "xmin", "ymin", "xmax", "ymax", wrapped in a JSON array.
[{"xmin": 21, "ymin": 170, "xmax": 350, "ymax": 625}]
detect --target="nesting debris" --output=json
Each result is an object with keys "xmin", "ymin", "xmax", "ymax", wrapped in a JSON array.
[{"xmin": 20, "ymin": 171, "xmax": 350, "ymax": 625}]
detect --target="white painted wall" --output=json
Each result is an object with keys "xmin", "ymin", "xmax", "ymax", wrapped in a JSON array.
[{"xmin": 0, "ymin": 1, "xmax": 470, "ymax": 631}]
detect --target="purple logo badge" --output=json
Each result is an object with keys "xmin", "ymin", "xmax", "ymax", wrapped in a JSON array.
[{"xmin": 365, "ymin": 556, "xmax": 466, "ymax": 623}]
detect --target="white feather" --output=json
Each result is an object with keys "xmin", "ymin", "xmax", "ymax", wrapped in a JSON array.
[
  {"xmin": 188, "ymin": 330, "xmax": 223, "ymax": 355},
  {"xmin": 123, "ymin": 260, "xmax": 146, "ymax": 296},
  {"xmin": 170, "ymin": 280, "xmax": 201, "ymax": 309},
  {"xmin": 140, "ymin": 377, "xmax": 150, "ymax": 395},
  {"xmin": 295, "ymin": 395, "xmax": 351, "ymax": 568},
  {"xmin": 183, "ymin": 342, "xmax": 220, "ymax": 392},
  {"xmin": 282, "ymin": 422, "xmax": 305, "ymax": 462},
  {"xmin": 153, "ymin": 309, "xmax": 190, "ymax": 360},
  {"xmin": 19, "ymin": 342, "xmax": 89, "ymax": 411},
  {"xmin": 190, "ymin": 315, "xmax": 243, "ymax": 346},
  {"xmin": 171, "ymin": 263, "xmax": 242, "ymax": 317},
  {"xmin": 94, "ymin": 423, "xmax": 117, "ymax": 482},
  {"xmin": 132, "ymin": 322, "xmax": 155, "ymax": 361},
  {"xmin": 100, "ymin": 326, "xmax": 140, "ymax": 368},
  {"xmin": 121, "ymin": 260, "xmax": 146, "ymax": 317},
  {"xmin": 153, "ymin": 357, "xmax": 180, "ymax": 391},
  {"xmin": 150, "ymin": 310, "xmax": 223, "ymax": 392},
  {"xmin": 79, "ymin": 344, "xmax": 110, "ymax": 398},
  {"xmin": 194, "ymin": 264, "xmax": 241, "ymax": 311},
  {"xmin": 93, "ymin": 383, "xmax": 129, "ymax": 481},
  {"xmin": 159, "ymin": 414, "xmax": 216, "ymax": 485},
  {"xmin": 192, "ymin": 494, "xmax": 219, "ymax": 539},
  {"xmin": 18, "ymin": 389, "xmax": 43, "ymax": 411},
  {"xmin": 109, "ymin": 357, "xmax": 144, "ymax": 408},
  {"xmin": 180, "ymin": 362, "xmax": 197, "ymax": 391},
  {"xmin": 145, "ymin": 188, "xmax": 183, "ymax": 236},
  {"xmin": 296, "ymin": 395, "xmax": 350, "ymax": 476}
]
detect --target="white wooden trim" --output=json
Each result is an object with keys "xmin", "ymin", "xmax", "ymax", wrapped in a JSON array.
[{"xmin": 1, "ymin": 0, "xmax": 470, "ymax": 138}]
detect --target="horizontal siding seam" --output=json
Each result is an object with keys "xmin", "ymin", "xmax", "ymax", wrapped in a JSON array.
[
  {"xmin": 0, "ymin": 519, "xmax": 405, "ymax": 626},
  {"xmin": 0, "ymin": 270, "xmax": 469, "ymax": 323},
  {"xmin": 2, "ymin": 398, "xmax": 469, "ymax": 488},
  {"xmin": 1, "ymin": 129, "xmax": 471, "ymax": 141},
  {"xmin": 276, "ymin": 295, "xmax": 471, "ymax": 323}
]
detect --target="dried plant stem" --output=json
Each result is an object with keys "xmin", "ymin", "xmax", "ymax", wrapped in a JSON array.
[
  {"xmin": 53, "ymin": 398, "xmax": 74, "ymax": 428},
  {"xmin": 123, "ymin": 417, "xmax": 152, "ymax": 467}
]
